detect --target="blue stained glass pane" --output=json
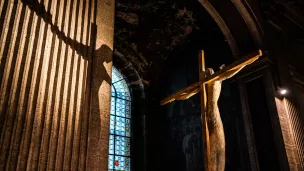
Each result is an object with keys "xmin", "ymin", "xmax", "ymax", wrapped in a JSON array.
[
  {"xmin": 113, "ymin": 156, "xmax": 130, "ymax": 171},
  {"xmin": 126, "ymin": 119, "xmax": 131, "ymax": 137},
  {"xmin": 116, "ymin": 99, "xmax": 126, "ymax": 117},
  {"xmin": 114, "ymin": 80, "xmax": 130, "ymax": 100},
  {"xmin": 115, "ymin": 117, "xmax": 125, "ymax": 136},
  {"xmin": 110, "ymin": 97, "xmax": 115, "ymax": 115},
  {"xmin": 110, "ymin": 115, "xmax": 115, "ymax": 134},
  {"xmin": 121, "ymin": 79, "xmax": 130, "ymax": 100},
  {"xmin": 115, "ymin": 136, "xmax": 130, "ymax": 156},
  {"xmin": 115, "ymin": 136, "xmax": 125, "ymax": 155},
  {"xmin": 109, "ymin": 67, "xmax": 132, "ymax": 171},
  {"xmin": 115, "ymin": 82, "xmax": 124, "ymax": 98},
  {"xmin": 109, "ymin": 135, "xmax": 114, "ymax": 154},
  {"xmin": 126, "ymin": 101, "xmax": 131, "ymax": 118},
  {"xmin": 126, "ymin": 138, "xmax": 130, "ymax": 156},
  {"xmin": 108, "ymin": 155, "xmax": 114, "ymax": 170},
  {"xmin": 112, "ymin": 67, "xmax": 123, "ymax": 83},
  {"xmin": 114, "ymin": 156, "xmax": 125, "ymax": 170},
  {"xmin": 125, "ymin": 157, "xmax": 131, "ymax": 171},
  {"xmin": 111, "ymin": 85, "xmax": 116, "ymax": 96}
]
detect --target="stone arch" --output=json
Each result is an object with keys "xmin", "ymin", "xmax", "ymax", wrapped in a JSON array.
[
  {"xmin": 231, "ymin": 0, "xmax": 264, "ymax": 48},
  {"xmin": 112, "ymin": 49, "xmax": 147, "ymax": 171},
  {"xmin": 198, "ymin": 0, "xmax": 264, "ymax": 57},
  {"xmin": 198, "ymin": 0, "xmax": 240, "ymax": 56}
]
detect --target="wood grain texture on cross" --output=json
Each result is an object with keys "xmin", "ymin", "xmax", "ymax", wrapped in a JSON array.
[
  {"xmin": 160, "ymin": 49, "xmax": 262, "ymax": 105},
  {"xmin": 199, "ymin": 50, "xmax": 210, "ymax": 171}
]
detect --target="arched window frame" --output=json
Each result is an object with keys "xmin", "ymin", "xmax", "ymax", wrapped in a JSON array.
[
  {"xmin": 108, "ymin": 67, "xmax": 132, "ymax": 171},
  {"xmin": 110, "ymin": 50, "xmax": 147, "ymax": 171}
]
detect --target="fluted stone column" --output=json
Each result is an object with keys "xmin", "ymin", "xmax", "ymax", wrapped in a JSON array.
[{"xmin": 0, "ymin": 0, "xmax": 115, "ymax": 170}]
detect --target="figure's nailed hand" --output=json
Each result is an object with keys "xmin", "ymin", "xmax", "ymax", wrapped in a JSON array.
[
  {"xmin": 219, "ymin": 64, "xmax": 225, "ymax": 70},
  {"xmin": 204, "ymin": 68, "xmax": 214, "ymax": 78}
]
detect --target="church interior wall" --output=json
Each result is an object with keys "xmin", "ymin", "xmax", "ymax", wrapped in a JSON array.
[
  {"xmin": 0, "ymin": 0, "xmax": 115, "ymax": 170},
  {"xmin": 1, "ymin": 0, "xmax": 304, "ymax": 170},
  {"xmin": 237, "ymin": 66, "xmax": 293, "ymax": 171},
  {"xmin": 262, "ymin": 14, "xmax": 304, "ymax": 170}
]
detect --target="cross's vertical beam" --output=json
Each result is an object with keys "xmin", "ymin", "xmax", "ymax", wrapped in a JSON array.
[{"xmin": 199, "ymin": 50, "xmax": 210, "ymax": 170}]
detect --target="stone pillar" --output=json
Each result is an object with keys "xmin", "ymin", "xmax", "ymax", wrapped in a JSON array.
[
  {"xmin": 0, "ymin": 0, "xmax": 115, "ymax": 170},
  {"xmin": 86, "ymin": 0, "xmax": 115, "ymax": 170}
]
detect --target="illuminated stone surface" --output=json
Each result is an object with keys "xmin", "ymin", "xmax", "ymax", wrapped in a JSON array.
[{"xmin": 0, "ymin": 0, "xmax": 114, "ymax": 170}]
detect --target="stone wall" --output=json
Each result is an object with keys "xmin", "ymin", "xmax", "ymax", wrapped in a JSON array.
[{"xmin": 0, "ymin": 0, "xmax": 114, "ymax": 170}]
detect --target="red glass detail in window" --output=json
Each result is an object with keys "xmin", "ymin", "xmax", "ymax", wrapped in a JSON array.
[{"xmin": 115, "ymin": 160, "xmax": 119, "ymax": 166}]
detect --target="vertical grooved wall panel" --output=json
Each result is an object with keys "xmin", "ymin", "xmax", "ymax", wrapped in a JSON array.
[
  {"xmin": 0, "ymin": 0, "xmax": 96, "ymax": 170},
  {"xmin": 78, "ymin": 0, "xmax": 92, "ymax": 169},
  {"xmin": 285, "ymin": 100, "xmax": 304, "ymax": 170}
]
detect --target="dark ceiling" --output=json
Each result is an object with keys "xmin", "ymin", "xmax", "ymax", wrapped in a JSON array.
[
  {"xmin": 113, "ymin": 0, "xmax": 304, "ymax": 81},
  {"xmin": 113, "ymin": 0, "xmax": 227, "ymax": 78}
]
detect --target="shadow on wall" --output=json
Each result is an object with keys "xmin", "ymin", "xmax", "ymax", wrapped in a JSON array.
[
  {"xmin": 0, "ymin": 0, "xmax": 113, "ymax": 169},
  {"xmin": 21, "ymin": 0, "xmax": 112, "ymax": 83}
]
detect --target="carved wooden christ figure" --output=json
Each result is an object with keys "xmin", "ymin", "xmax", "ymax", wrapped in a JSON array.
[
  {"xmin": 204, "ymin": 66, "xmax": 250, "ymax": 171},
  {"xmin": 161, "ymin": 50, "xmax": 262, "ymax": 171}
]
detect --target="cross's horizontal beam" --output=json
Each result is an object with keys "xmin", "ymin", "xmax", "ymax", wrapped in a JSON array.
[{"xmin": 160, "ymin": 50, "xmax": 262, "ymax": 105}]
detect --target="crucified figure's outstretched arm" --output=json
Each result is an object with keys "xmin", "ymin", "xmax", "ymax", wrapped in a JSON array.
[
  {"xmin": 175, "ymin": 65, "xmax": 247, "ymax": 101},
  {"xmin": 217, "ymin": 56, "xmax": 258, "ymax": 81},
  {"xmin": 217, "ymin": 66, "xmax": 245, "ymax": 81}
]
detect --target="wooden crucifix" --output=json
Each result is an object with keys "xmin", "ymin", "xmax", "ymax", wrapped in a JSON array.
[{"xmin": 160, "ymin": 50, "xmax": 262, "ymax": 171}]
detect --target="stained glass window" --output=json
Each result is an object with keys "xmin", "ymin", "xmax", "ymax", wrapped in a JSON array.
[{"xmin": 109, "ymin": 67, "xmax": 131, "ymax": 171}]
